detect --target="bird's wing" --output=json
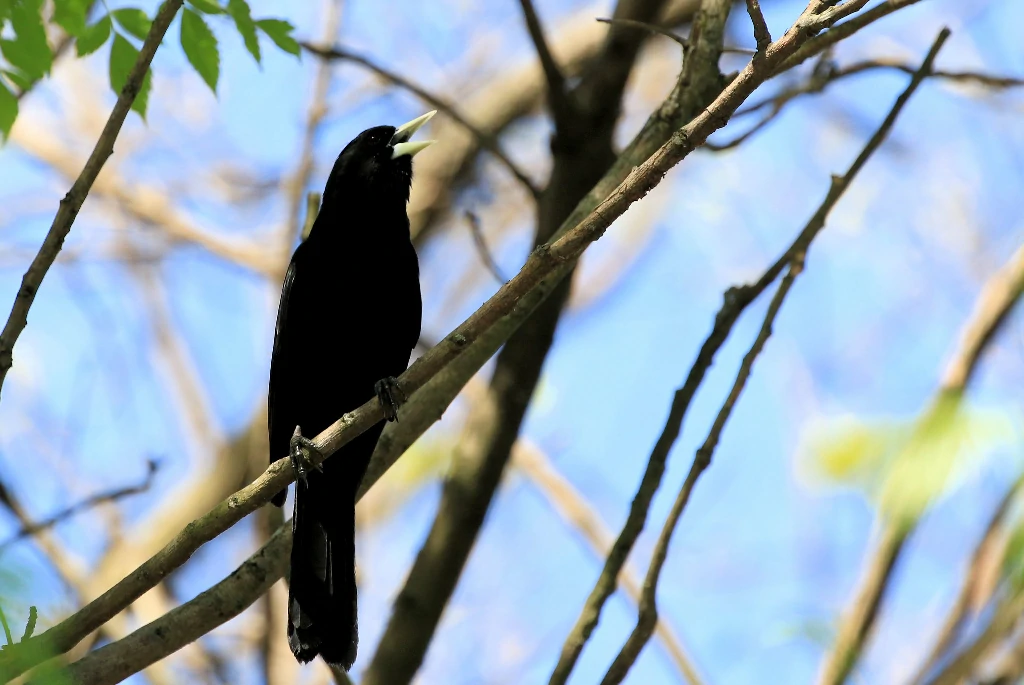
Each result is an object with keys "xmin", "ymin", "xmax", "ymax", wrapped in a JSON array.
[{"xmin": 268, "ymin": 257, "xmax": 299, "ymax": 467}]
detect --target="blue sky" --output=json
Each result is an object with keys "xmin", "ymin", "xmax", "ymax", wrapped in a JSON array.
[{"xmin": 1, "ymin": 0, "xmax": 1024, "ymax": 683}]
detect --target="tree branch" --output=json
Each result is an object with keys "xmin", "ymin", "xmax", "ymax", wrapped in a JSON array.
[
  {"xmin": 0, "ymin": 461, "xmax": 157, "ymax": 554},
  {"xmin": 602, "ymin": 259, "xmax": 801, "ymax": 685},
  {"xmin": 555, "ymin": 25, "xmax": 947, "ymax": 685},
  {"xmin": 0, "ymin": 0, "xmax": 184, "ymax": 401},
  {"xmin": 513, "ymin": 439, "xmax": 708, "ymax": 685},
  {"xmin": 281, "ymin": 0, "xmax": 345, "ymax": 257},
  {"xmin": 806, "ymin": 29, "xmax": 955, "ymax": 685},
  {"xmin": 909, "ymin": 474, "xmax": 1024, "ymax": 684},
  {"xmin": 0, "ymin": 1, "xmax": 923, "ymax": 678},
  {"xmin": 921, "ymin": 592, "xmax": 1024, "ymax": 685},
  {"xmin": 464, "ymin": 211, "xmax": 507, "ymax": 284},
  {"xmin": 404, "ymin": 0, "xmax": 705, "ymax": 243},
  {"xmin": 940, "ymin": 243, "xmax": 1024, "ymax": 391},
  {"xmin": 56, "ymin": 525, "xmax": 291, "ymax": 685},
  {"xmin": 745, "ymin": 0, "xmax": 772, "ymax": 52},
  {"xmin": 363, "ymin": 0, "xmax": 706, "ymax": 680}
]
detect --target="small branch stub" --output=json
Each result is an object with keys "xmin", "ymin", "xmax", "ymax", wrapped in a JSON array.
[{"xmin": 746, "ymin": 0, "xmax": 772, "ymax": 52}]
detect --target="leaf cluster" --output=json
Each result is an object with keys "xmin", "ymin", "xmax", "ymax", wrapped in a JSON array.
[{"xmin": 0, "ymin": 0, "xmax": 301, "ymax": 138}]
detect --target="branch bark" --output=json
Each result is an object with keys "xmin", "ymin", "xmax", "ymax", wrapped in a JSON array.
[
  {"xmin": 362, "ymin": 0, "xmax": 683, "ymax": 681},
  {"xmin": 54, "ymin": 526, "xmax": 291, "ymax": 685},
  {"xmin": 0, "ymin": 1, "xmax": 926, "ymax": 679},
  {"xmin": 814, "ymin": 59, "xmax": 1024, "ymax": 685}
]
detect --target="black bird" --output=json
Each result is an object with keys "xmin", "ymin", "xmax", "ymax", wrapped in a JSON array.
[{"xmin": 268, "ymin": 111, "xmax": 432, "ymax": 669}]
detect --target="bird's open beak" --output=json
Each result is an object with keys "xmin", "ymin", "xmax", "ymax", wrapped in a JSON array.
[{"xmin": 391, "ymin": 110, "xmax": 437, "ymax": 159}]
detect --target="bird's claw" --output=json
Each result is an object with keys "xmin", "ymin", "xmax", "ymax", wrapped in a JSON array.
[
  {"xmin": 289, "ymin": 426, "xmax": 323, "ymax": 485},
  {"xmin": 375, "ymin": 376, "xmax": 405, "ymax": 422}
]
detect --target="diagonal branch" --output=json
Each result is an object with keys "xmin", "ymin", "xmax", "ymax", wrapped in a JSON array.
[
  {"xmin": 909, "ymin": 474, "xmax": 1024, "ymax": 684},
  {"xmin": 0, "ymin": 0, "xmax": 184, "ymax": 402},
  {"xmin": 0, "ymin": 1, "xmax": 921, "ymax": 679},
  {"xmin": 806, "ymin": 29, "xmax": 956, "ymax": 685},
  {"xmin": 513, "ymin": 440, "xmax": 708, "ymax": 685},
  {"xmin": 0, "ymin": 461, "xmax": 157, "ymax": 554},
  {"xmin": 364, "ymin": 0, "xmax": 716, "ymax": 681},
  {"xmin": 921, "ymin": 592, "xmax": 1024, "ymax": 685},
  {"xmin": 745, "ymin": 0, "xmax": 772, "ymax": 52},
  {"xmin": 557, "ymin": 28, "xmax": 949, "ymax": 685},
  {"xmin": 816, "ymin": 237, "xmax": 1024, "ymax": 685},
  {"xmin": 602, "ymin": 261, "xmax": 800, "ymax": 685},
  {"xmin": 60, "ymin": 525, "xmax": 292, "ymax": 685},
  {"xmin": 281, "ymin": 0, "xmax": 345, "ymax": 257}
]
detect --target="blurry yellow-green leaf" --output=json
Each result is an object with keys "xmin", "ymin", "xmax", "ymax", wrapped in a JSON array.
[
  {"xmin": 800, "ymin": 395, "xmax": 1018, "ymax": 525},
  {"xmin": 799, "ymin": 414, "xmax": 903, "ymax": 490}
]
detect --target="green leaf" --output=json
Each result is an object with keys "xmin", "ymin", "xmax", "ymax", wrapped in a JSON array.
[
  {"xmin": 255, "ymin": 18, "xmax": 299, "ymax": 57},
  {"xmin": 800, "ymin": 394, "xmax": 1019, "ymax": 526},
  {"xmin": 3, "ymin": 69, "xmax": 33, "ymax": 91},
  {"xmin": 112, "ymin": 8, "xmax": 152, "ymax": 41},
  {"xmin": 187, "ymin": 0, "xmax": 225, "ymax": 14},
  {"xmin": 109, "ymin": 33, "xmax": 152, "ymax": 117},
  {"xmin": 1, "ymin": 0, "xmax": 52, "ymax": 81},
  {"xmin": 227, "ymin": 0, "xmax": 259, "ymax": 63},
  {"xmin": 53, "ymin": 0, "xmax": 90, "ymax": 36},
  {"xmin": 76, "ymin": 14, "xmax": 111, "ymax": 56},
  {"xmin": 180, "ymin": 8, "xmax": 219, "ymax": 93},
  {"xmin": 0, "ymin": 80, "xmax": 17, "ymax": 140}
]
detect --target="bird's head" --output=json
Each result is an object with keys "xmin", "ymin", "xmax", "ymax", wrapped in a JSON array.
[{"xmin": 323, "ymin": 110, "xmax": 436, "ymax": 204}]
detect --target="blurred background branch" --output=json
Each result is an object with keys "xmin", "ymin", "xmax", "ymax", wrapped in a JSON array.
[{"xmin": 0, "ymin": 0, "xmax": 1021, "ymax": 683}]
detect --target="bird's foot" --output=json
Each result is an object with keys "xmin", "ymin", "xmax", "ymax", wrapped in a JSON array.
[
  {"xmin": 289, "ymin": 426, "xmax": 323, "ymax": 485},
  {"xmin": 375, "ymin": 376, "xmax": 406, "ymax": 422}
]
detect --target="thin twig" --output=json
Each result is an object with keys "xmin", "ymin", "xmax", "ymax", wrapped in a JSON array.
[
  {"xmin": 302, "ymin": 191, "xmax": 322, "ymax": 242},
  {"xmin": 0, "ymin": 2, "xmax": 909, "ymax": 678},
  {"xmin": 0, "ymin": 0, "xmax": 185, "ymax": 401},
  {"xmin": 596, "ymin": 17, "xmax": 756, "ymax": 54},
  {"xmin": 518, "ymin": 0, "xmax": 574, "ymax": 124},
  {"xmin": 0, "ymin": 461, "xmax": 158, "ymax": 554},
  {"xmin": 598, "ymin": 17, "xmax": 688, "ymax": 50},
  {"xmin": 600, "ymin": 27, "xmax": 951, "ymax": 685},
  {"xmin": 465, "ymin": 211, "xmax": 507, "ymax": 284},
  {"xmin": 736, "ymin": 59, "xmax": 1023, "ymax": 121},
  {"xmin": 283, "ymin": 0, "xmax": 344, "ymax": 253},
  {"xmin": 941, "ymin": 243, "xmax": 1024, "ymax": 391},
  {"xmin": 909, "ymin": 474, "xmax": 1024, "ymax": 684},
  {"xmin": 745, "ymin": 0, "xmax": 772, "ymax": 52},
  {"xmin": 603, "ymin": 263, "xmax": 800, "ymax": 685},
  {"xmin": 59, "ymin": 526, "xmax": 291, "ymax": 685},
  {"xmin": 514, "ymin": 440, "xmax": 708, "ymax": 685},
  {"xmin": 301, "ymin": 42, "xmax": 540, "ymax": 199},
  {"xmin": 922, "ymin": 593, "xmax": 1024, "ymax": 685},
  {"xmin": 778, "ymin": 0, "xmax": 923, "ymax": 74},
  {"xmin": 811, "ymin": 28, "xmax": 952, "ymax": 685}
]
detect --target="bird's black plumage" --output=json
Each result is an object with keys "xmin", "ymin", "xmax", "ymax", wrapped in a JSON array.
[{"xmin": 268, "ymin": 115, "xmax": 429, "ymax": 669}]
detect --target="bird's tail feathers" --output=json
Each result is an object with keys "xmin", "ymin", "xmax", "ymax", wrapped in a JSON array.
[{"xmin": 287, "ymin": 477, "xmax": 358, "ymax": 669}]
